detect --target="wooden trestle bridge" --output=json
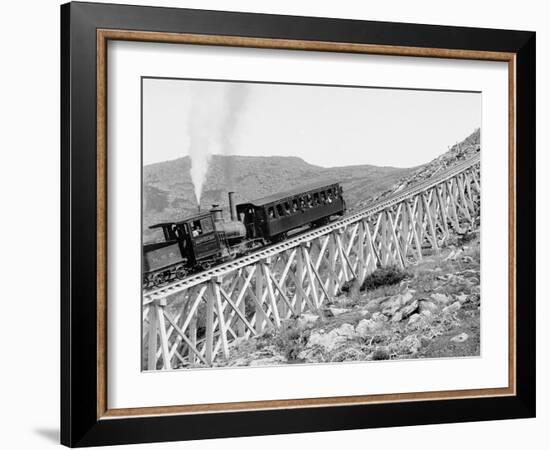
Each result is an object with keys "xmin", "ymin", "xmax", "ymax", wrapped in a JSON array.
[{"xmin": 143, "ymin": 154, "xmax": 481, "ymax": 370}]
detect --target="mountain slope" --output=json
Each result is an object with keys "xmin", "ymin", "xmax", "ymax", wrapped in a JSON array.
[
  {"xmin": 143, "ymin": 128, "xmax": 480, "ymax": 243},
  {"xmin": 143, "ymin": 155, "xmax": 413, "ymax": 242},
  {"xmin": 363, "ymin": 128, "xmax": 481, "ymax": 207}
]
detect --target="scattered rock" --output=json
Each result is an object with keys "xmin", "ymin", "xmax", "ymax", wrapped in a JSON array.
[
  {"xmin": 331, "ymin": 347, "xmax": 366, "ymax": 362},
  {"xmin": 297, "ymin": 313, "xmax": 319, "ymax": 327},
  {"xmin": 329, "ymin": 307, "xmax": 349, "ymax": 316},
  {"xmin": 337, "ymin": 323, "xmax": 356, "ymax": 338},
  {"xmin": 249, "ymin": 355, "xmax": 287, "ymax": 366},
  {"xmin": 419, "ymin": 300, "xmax": 439, "ymax": 314},
  {"xmin": 400, "ymin": 300, "xmax": 419, "ymax": 320},
  {"xmin": 390, "ymin": 310, "xmax": 404, "ymax": 323},
  {"xmin": 431, "ymin": 293, "xmax": 451, "ymax": 305},
  {"xmin": 381, "ymin": 291, "xmax": 413, "ymax": 316},
  {"xmin": 445, "ymin": 249, "xmax": 463, "ymax": 261},
  {"xmin": 307, "ymin": 324, "xmax": 355, "ymax": 352},
  {"xmin": 365, "ymin": 297, "xmax": 388, "ymax": 311},
  {"xmin": 398, "ymin": 335, "xmax": 422, "ymax": 354},
  {"xmin": 355, "ymin": 319, "xmax": 380, "ymax": 337},
  {"xmin": 407, "ymin": 313, "xmax": 423, "ymax": 326},
  {"xmin": 450, "ymin": 332, "xmax": 469, "ymax": 343},
  {"xmin": 442, "ymin": 301, "xmax": 462, "ymax": 314},
  {"xmin": 371, "ymin": 312, "xmax": 388, "ymax": 322},
  {"xmin": 446, "ymin": 274, "xmax": 463, "ymax": 285},
  {"xmin": 456, "ymin": 293, "xmax": 469, "ymax": 304},
  {"xmin": 381, "ymin": 298, "xmax": 402, "ymax": 316}
]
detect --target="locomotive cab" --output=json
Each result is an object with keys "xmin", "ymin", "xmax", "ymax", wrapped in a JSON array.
[{"xmin": 150, "ymin": 212, "xmax": 222, "ymax": 268}]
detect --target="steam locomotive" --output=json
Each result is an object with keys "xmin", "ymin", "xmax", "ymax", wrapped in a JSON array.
[{"xmin": 142, "ymin": 181, "xmax": 346, "ymax": 288}]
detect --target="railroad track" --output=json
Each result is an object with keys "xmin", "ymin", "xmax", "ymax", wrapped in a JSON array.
[{"xmin": 143, "ymin": 154, "xmax": 480, "ymax": 303}]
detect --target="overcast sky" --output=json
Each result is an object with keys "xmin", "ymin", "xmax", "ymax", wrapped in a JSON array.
[{"xmin": 143, "ymin": 78, "xmax": 480, "ymax": 168}]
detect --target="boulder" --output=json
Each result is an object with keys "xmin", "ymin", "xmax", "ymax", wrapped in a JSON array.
[
  {"xmin": 307, "ymin": 323, "xmax": 355, "ymax": 352},
  {"xmin": 381, "ymin": 291, "xmax": 413, "ymax": 316},
  {"xmin": 390, "ymin": 310, "xmax": 403, "ymax": 323},
  {"xmin": 442, "ymin": 301, "xmax": 462, "ymax": 314},
  {"xmin": 337, "ymin": 323, "xmax": 356, "ymax": 338},
  {"xmin": 356, "ymin": 319, "xmax": 381, "ymax": 338},
  {"xmin": 329, "ymin": 307, "xmax": 349, "ymax": 316},
  {"xmin": 381, "ymin": 298, "xmax": 402, "ymax": 316},
  {"xmin": 398, "ymin": 335, "xmax": 422, "ymax": 354},
  {"xmin": 419, "ymin": 300, "xmax": 439, "ymax": 314},
  {"xmin": 371, "ymin": 312, "xmax": 388, "ymax": 322},
  {"xmin": 400, "ymin": 299, "xmax": 419, "ymax": 319},
  {"xmin": 407, "ymin": 313, "xmax": 423, "ymax": 326},
  {"xmin": 431, "ymin": 293, "xmax": 451, "ymax": 305}
]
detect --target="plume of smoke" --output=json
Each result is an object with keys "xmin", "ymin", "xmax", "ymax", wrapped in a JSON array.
[
  {"xmin": 186, "ymin": 83, "xmax": 249, "ymax": 205},
  {"xmin": 219, "ymin": 84, "xmax": 249, "ymax": 190}
]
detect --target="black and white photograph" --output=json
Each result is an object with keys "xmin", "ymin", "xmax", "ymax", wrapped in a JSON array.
[{"xmin": 142, "ymin": 78, "xmax": 482, "ymax": 370}]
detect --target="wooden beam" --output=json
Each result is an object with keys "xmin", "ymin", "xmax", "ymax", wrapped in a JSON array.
[
  {"xmin": 146, "ymin": 301, "xmax": 158, "ymax": 370},
  {"xmin": 155, "ymin": 303, "xmax": 171, "ymax": 370},
  {"xmin": 422, "ymin": 192, "xmax": 439, "ymax": 252},
  {"xmin": 387, "ymin": 210, "xmax": 405, "ymax": 269},
  {"xmin": 162, "ymin": 309, "xmax": 208, "ymax": 365},
  {"xmin": 213, "ymin": 279, "xmax": 229, "ymax": 359},
  {"xmin": 263, "ymin": 259, "xmax": 281, "ymax": 327},
  {"xmin": 204, "ymin": 285, "xmax": 215, "ymax": 365}
]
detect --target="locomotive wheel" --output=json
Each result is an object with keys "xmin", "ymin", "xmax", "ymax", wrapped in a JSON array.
[
  {"xmin": 175, "ymin": 266, "xmax": 187, "ymax": 280},
  {"xmin": 152, "ymin": 272, "xmax": 168, "ymax": 286},
  {"xmin": 143, "ymin": 276, "xmax": 151, "ymax": 289}
]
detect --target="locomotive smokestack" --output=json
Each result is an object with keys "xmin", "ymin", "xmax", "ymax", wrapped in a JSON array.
[
  {"xmin": 210, "ymin": 204, "xmax": 223, "ymax": 222},
  {"xmin": 228, "ymin": 191, "xmax": 237, "ymax": 221}
]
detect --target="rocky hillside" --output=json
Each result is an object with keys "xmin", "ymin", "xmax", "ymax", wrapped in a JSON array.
[
  {"xmin": 358, "ymin": 129, "xmax": 480, "ymax": 209},
  {"xmin": 143, "ymin": 155, "xmax": 413, "ymax": 242},
  {"xmin": 207, "ymin": 232, "xmax": 480, "ymax": 368}
]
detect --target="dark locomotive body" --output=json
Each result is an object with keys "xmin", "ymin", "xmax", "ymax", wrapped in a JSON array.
[{"xmin": 143, "ymin": 182, "xmax": 346, "ymax": 288}]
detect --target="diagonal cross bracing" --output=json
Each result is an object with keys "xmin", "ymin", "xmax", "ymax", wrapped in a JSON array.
[{"xmin": 143, "ymin": 154, "xmax": 480, "ymax": 369}]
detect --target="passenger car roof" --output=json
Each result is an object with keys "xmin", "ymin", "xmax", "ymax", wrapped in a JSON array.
[{"xmin": 237, "ymin": 180, "xmax": 340, "ymax": 207}]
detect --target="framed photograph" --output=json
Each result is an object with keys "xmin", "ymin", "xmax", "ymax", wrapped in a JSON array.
[{"xmin": 61, "ymin": 2, "xmax": 536, "ymax": 447}]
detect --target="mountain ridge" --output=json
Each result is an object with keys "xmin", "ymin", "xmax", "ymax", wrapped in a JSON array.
[{"xmin": 143, "ymin": 129, "xmax": 480, "ymax": 243}]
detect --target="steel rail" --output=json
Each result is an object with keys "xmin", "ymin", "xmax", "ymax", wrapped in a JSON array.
[{"xmin": 143, "ymin": 154, "xmax": 480, "ymax": 303}]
